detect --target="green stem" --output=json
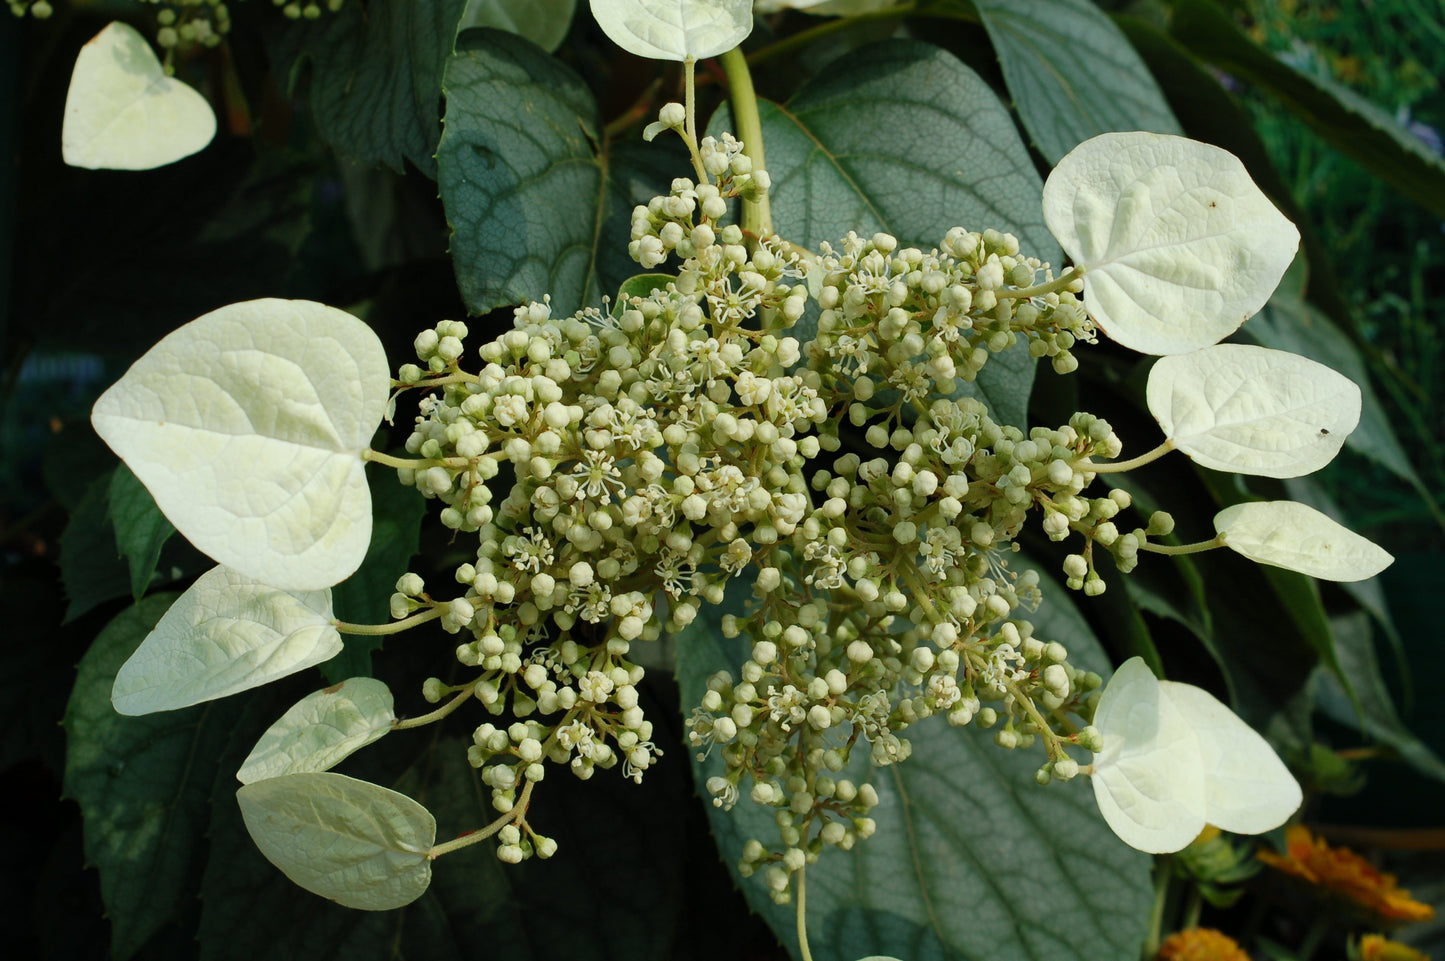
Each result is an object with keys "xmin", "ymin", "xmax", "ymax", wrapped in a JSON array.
[
  {"xmin": 718, "ymin": 46, "xmax": 771, "ymax": 237},
  {"xmin": 363, "ymin": 449, "xmax": 473, "ymax": 471},
  {"xmin": 995, "ymin": 266, "xmax": 1085, "ymax": 300},
  {"xmin": 1138, "ymin": 536, "xmax": 1224, "ymax": 557},
  {"xmin": 428, "ymin": 779, "xmax": 536, "ymax": 858},
  {"xmin": 1144, "ymin": 856, "xmax": 1172, "ymax": 959},
  {"xmin": 1182, "ymin": 887, "xmax": 1203, "ymax": 931},
  {"xmin": 683, "ymin": 58, "xmax": 709, "ymax": 183},
  {"xmin": 393, "ymin": 371, "xmax": 478, "ymax": 389},
  {"xmin": 1297, "ymin": 913, "xmax": 1331, "ymax": 961},
  {"xmin": 747, "ymin": 4, "xmax": 920, "ymax": 68},
  {"xmin": 796, "ymin": 864, "xmax": 814, "ymax": 961},
  {"xmin": 393, "ymin": 681, "xmax": 478, "ymax": 731},
  {"xmin": 1005, "ymin": 681, "xmax": 1064, "ymax": 760},
  {"xmin": 334, "ymin": 607, "xmax": 443, "ymax": 636},
  {"xmin": 1075, "ymin": 440, "xmax": 1174, "ymax": 475}
]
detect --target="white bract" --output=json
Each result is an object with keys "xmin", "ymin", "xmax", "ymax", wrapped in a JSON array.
[
  {"xmin": 1214, "ymin": 501, "xmax": 1394, "ymax": 582},
  {"xmin": 238, "ymin": 678, "xmax": 396, "ymax": 785},
  {"xmin": 111, "ymin": 566, "xmax": 342, "ymax": 716},
  {"xmin": 1091, "ymin": 657, "xmax": 1300, "ymax": 854},
  {"xmin": 62, "ymin": 21, "xmax": 217, "ymax": 171},
  {"xmin": 237, "ymin": 772, "xmax": 436, "ymax": 910},
  {"xmin": 91, "ymin": 298, "xmax": 391, "ymax": 591},
  {"xmin": 1042, "ymin": 132, "xmax": 1299, "ymax": 355},
  {"xmin": 755, "ymin": 0, "xmax": 902, "ymax": 12},
  {"xmin": 1147, "ymin": 344, "xmax": 1361, "ymax": 477},
  {"xmin": 589, "ymin": 0, "xmax": 752, "ymax": 60}
]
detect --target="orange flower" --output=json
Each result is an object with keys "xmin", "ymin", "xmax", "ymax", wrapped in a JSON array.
[
  {"xmin": 1359, "ymin": 933, "xmax": 1430, "ymax": 961},
  {"xmin": 1156, "ymin": 927, "xmax": 1251, "ymax": 961},
  {"xmin": 1257, "ymin": 826, "xmax": 1435, "ymax": 923}
]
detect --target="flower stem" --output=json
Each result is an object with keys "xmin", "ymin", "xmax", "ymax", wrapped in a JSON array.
[
  {"xmin": 1139, "ymin": 536, "xmax": 1224, "ymax": 557},
  {"xmin": 334, "ymin": 607, "xmax": 442, "ymax": 636},
  {"xmin": 1144, "ymin": 856, "xmax": 1173, "ymax": 958},
  {"xmin": 684, "ymin": 58, "xmax": 709, "ymax": 183},
  {"xmin": 393, "ymin": 681, "xmax": 478, "ymax": 731},
  {"xmin": 1075, "ymin": 440, "xmax": 1174, "ymax": 474},
  {"xmin": 995, "ymin": 266, "xmax": 1085, "ymax": 300},
  {"xmin": 796, "ymin": 864, "xmax": 814, "ymax": 961},
  {"xmin": 428, "ymin": 779, "xmax": 536, "ymax": 859},
  {"xmin": 363, "ymin": 449, "xmax": 472, "ymax": 471},
  {"xmin": 719, "ymin": 46, "xmax": 771, "ymax": 237}
]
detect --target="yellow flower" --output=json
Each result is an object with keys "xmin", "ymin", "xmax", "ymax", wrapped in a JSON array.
[
  {"xmin": 1257, "ymin": 826, "xmax": 1435, "ymax": 923},
  {"xmin": 1156, "ymin": 927, "xmax": 1251, "ymax": 961},
  {"xmin": 1359, "ymin": 933, "xmax": 1430, "ymax": 961}
]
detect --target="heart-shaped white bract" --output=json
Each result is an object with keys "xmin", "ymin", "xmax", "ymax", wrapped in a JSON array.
[
  {"xmin": 755, "ymin": 0, "xmax": 901, "ymax": 12},
  {"xmin": 1042, "ymin": 132, "xmax": 1299, "ymax": 355},
  {"xmin": 589, "ymin": 0, "xmax": 752, "ymax": 61},
  {"xmin": 62, "ymin": 21, "xmax": 217, "ymax": 171},
  {"xmin": 1147, "ymin": 344, "xmax": 1361, "ymax": 477},
  {"xmin": 111, "ymin": 566, "xmax": 342, "ymax": 716},
  {"xmin": 237, "ymin": 772, "xmax": 436, "ymax": 911},
  {"xmin": 1214, "ymin": 501, "xmax": 1394, "ymax": 582},
  {"xmin": 238, "ymin": 677, "xmax": 396, "ymax": 785},
  {"xmin": 1091, "ymin": 657, "xmax": 1301, "ymax": 854},
  {"xmin": 91, "ymin": 299, "xmax": 391, "ymax": 591}
]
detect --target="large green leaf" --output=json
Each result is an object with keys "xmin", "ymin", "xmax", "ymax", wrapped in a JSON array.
[
  {"xmin": 59, "ymin": 471, "xmax": 130, "ymax": 623},
  {"xmin": 1315, "ymin": 611, "xmax": 1445, "ymax": 784},
  {"xmin": 108, "ymin": 464, "xmax": 174, "ymax": 602},
  {"xmin": 326, "ymin": 472, "xmax": 427, "ymax": 681},
  {"xmin": 739, "ymin": 39, "xmax": 1056, "ymax": 427},
  {"xmin": 62, "ymin": 594, "xmax": 235, "ymax": 961},
  {"xmin": 437, "ymin": 30, "xmax": 668, "ymax": 316},
  {"xmin": 1167, "ymin": 0, "xmax": 1445, "ymax": 218},
  {"xmin": 676, "ymin": 567, "xmax": 1152, "ymax": 961},
  {"xmin": 269, "ymin": 0, "xmax": 469, "ymax": 177},
  {"xmin": 973, "ymin": 0, "xmax": 1179, "ymax": 163}
]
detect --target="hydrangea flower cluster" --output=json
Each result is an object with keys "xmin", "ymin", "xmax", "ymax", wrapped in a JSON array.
[{"xmin": 83, "ymin": 5, "xmax": 1396, "ymax": 913}]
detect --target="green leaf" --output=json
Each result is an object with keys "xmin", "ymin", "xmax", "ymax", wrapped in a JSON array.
[
  {"xmin": 268, "ymin": 0, "xmax": 469, "ymax": 177},
  {"xmin": 327, "ymin": 474, "xmax": 427, "ymax": 681},
  {"xmin": 677, "ymin": 566, "xmax": 1151, "ymax": 961},
  {"xmin": 108, "ymin": 464, "xmax": 175, "ymax": 601},
  {"xmin": 615, "ymin": 272, "xmax": 680, "ymax": 306},
  {"xmin": 738, "ymin": 39, "xmax": 1057, "ymax": 426},
  {"xmin": 1245, "ymin": 275, "xmax": 1419, "ymax": 484},
  {"xmin": 1316, "ymin": 611, "xmax": 1445, "ymax": 783},
  {"xmin": 459, "ymin": 0, "xmax": 578, "ymax": 51},
  {"xmin": 972, "ymin": 0, "xmax": 1180, "ymax": 163},
  {"xmin": 1168, "ymin": 0, "xmax": 1445, "ymax": 218},
  {"xmin": 62, "ymin": 594, "xmax": 237, "ymax": 961},
  {"xmin": 59, "ymin": 470, "xmax": 131, "ymax": 623},
  {"xmin": 438, "ymin": 30, "xmax": 663, "ymax": 316}
]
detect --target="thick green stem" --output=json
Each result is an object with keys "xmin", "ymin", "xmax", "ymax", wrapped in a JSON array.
[
  {"xmin": 393, "ymin": 681, "xmax": 478, "ymax": 731},
  {"xmin": 334, "ymin": 606, "xmax": 443, "ymax": 636},
  {"xmin": 719, "ymin": 46, "xmax": 771, "ymax": 237},
  {"xmin": 1144, "ymin": 857, "xmax": 1173, "ymax": 958}
]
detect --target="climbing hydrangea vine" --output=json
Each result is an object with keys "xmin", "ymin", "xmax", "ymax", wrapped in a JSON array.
[{"xmin": 74, "ymin": 0, "xmax": 1394, "ymax": 955}]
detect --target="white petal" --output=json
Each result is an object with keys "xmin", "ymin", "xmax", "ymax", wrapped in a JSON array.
[
  {"xmin": 111, "ymin": 566, "xmax": 341, "ymax": 715},
  {"xmin": 91, "ymin": 299, "xmax": 390, "ymax": 590},
  {"xmin": 62, "ymin": 22, "xmax": 217, "ymax": 170},
  {"xmin": 588, "ymin": 0, "xmax": 752, "ymax": 61},
  {"xmin": 1090, "ymin": 657, "xmax": 1208, "ymax": 853},
  {"xmin": 238, "ymin": 678, "xmax": 396, "ymax": 785},
  {"xmin": 1214, "ymin": 500, "xmax": 1394, "ymax": 582},
  {"xmin": 1159, "ymin": 681, "xmax": 1301, "ymax": 835},
  {"xmin": 1147, "ymin": 344, "xmax": 1361, "ymax": 477},
  {"xmin": 1042, "ymin": 132, "xmax": 1299, "ymax": 355},
  {"xmin": 237, "ymin": 772, "xmax": 434, "ymax": 910}
]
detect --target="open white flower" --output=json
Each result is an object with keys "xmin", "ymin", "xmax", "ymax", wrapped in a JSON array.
[{"xmin": 1090, "ymin": 657, "xmax": 1301, "ymax": 854}]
